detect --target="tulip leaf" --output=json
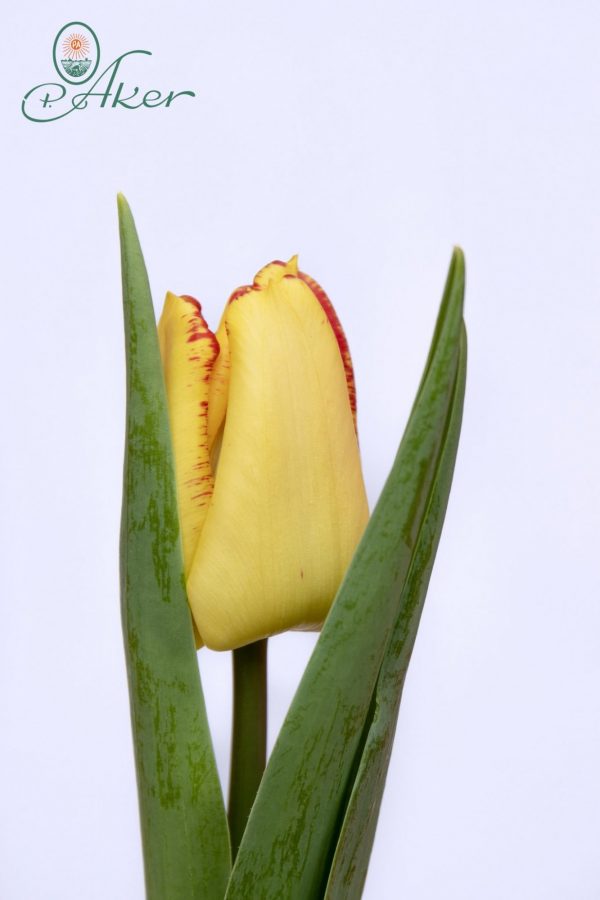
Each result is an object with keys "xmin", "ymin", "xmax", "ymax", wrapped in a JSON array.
[
  {"xmin": 118, "ymin": 194, "xmax": 230, "ymax": 899},
  {"xmin": 324, "ymin": 322, "xmax": 467, "ymax": 899},
  {"xmin": 225, "ymin": 249, "xmax": 466, "ymax": 900}
]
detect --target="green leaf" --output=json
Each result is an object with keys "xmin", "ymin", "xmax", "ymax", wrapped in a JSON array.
[
  {"xmin": 324, "ymin": 322, "xmax": 467, "ymax": 899},
  {"xmin": 225, "ymin": 249, "xmax": 466, "ymax": 900},
  {"xmin": 118, "ymin": 194, "xmax": 231, "ymax": 899}
]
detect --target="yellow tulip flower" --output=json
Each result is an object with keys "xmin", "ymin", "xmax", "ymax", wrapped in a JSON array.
[{"xmin": 158, "ymin": 256, "xmax": 369, "ymax": 650}]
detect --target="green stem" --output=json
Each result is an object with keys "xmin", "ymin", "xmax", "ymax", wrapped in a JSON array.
[{"xmin": 228, "ymin": 639, "xmax": 268, "ymax": 860}]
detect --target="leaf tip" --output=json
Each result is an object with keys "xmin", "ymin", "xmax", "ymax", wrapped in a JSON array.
[
  {"xmin": 451, "ymin": 245, "xmax": 465, "ymax": 282},
  {"xmin": 117, "ymin": 192, "xmax": 133, "ymax": 228}
]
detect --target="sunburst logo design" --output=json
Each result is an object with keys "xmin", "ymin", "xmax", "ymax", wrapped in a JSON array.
[
  {"xmin": 60, "ymin": 30, "xmax": 92, "ymax": 78},
  {"xmin": 62, "ymin": 32, "xmax": 90, "ymax": 60}
]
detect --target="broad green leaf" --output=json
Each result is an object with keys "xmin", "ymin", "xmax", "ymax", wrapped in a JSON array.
[
  {"xmin": 225, "ymin": 250, "xmax": 466, "ymax": 900},
  {"xmin": 118, "ymin": 194, "xmax": 230, "ymax": 899},
  {"xmin": 324, "ymin": 323, "xmax": 467, "ymax": 899}
]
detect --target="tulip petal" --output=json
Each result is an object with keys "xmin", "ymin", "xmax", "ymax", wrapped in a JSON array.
[
  {"xmin": 187, "ymin": 265, "xmax": 369, "ymax": 650},
  {"xmin": 297, "ymin": 269, "xmax": 358, "ymax": 431},
  {"xmin": 246, "ymin": 257, "xmax": 357, "ymax": 428},
  {"xmin": 158, "ymin": 293, "xmax": 218, "ymax": 575}
]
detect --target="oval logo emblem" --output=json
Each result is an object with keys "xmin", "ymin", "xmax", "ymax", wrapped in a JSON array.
[{"xmin": 52, "ymin": 22, "xmax": 100, "ymax": 85}]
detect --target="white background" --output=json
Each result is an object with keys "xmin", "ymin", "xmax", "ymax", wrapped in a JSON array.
[{"xmin": 2, "ymin": 2, "xmax": 600, "ymax": 898}]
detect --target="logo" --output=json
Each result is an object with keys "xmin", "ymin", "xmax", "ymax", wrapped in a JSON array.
[
  {"xmin": 52, "ymin": 22, "xmax": 100, "ymax": 84},
  {"xmin": 53, "ymin": 22, "xmax": 100, "ymax": 84},
  {"xmin": 22, "ymin": 22, "xmax": 195, "ymax": 123}
]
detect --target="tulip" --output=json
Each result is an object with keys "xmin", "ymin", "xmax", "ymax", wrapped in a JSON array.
[{"xmin": 158, "ymin": 255, "xmax": 369, "ymax": 651}]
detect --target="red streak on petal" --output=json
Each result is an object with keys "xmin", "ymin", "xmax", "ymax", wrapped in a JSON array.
[
  {"xmin": 253, "ymin": 260, "xmax": 286, "ymax": 284},
  {"xmin": 227, "ymin": 284, "xmax": 254, "ymax": 305},
  {"xmin": 227, "ymin": 261, "xmax": 290, "ymax": 305},
  {"xmin": 181, "ymin": 294, "xmax": 202, "ymax": 312},
  {"xmin": 297, "ymin": 271, "xmax": 358, "ymax": 430},
  {"xmin": 175, "ymin": 294, "xmax": 219, "ymax": 355},
  {"xmin": 190, "ymin": 490, "xmax": 214, "ymax": 500}
]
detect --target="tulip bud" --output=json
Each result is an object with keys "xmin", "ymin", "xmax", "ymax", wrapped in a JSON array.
[{"xmin": 158, "ymin": 257, "xmax": 369, "ymax": 650}]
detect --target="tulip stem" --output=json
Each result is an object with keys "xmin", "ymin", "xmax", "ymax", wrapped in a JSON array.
[{"xmin": 228, "ymin": 638, "xmax": 268, "ymax": 860}]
